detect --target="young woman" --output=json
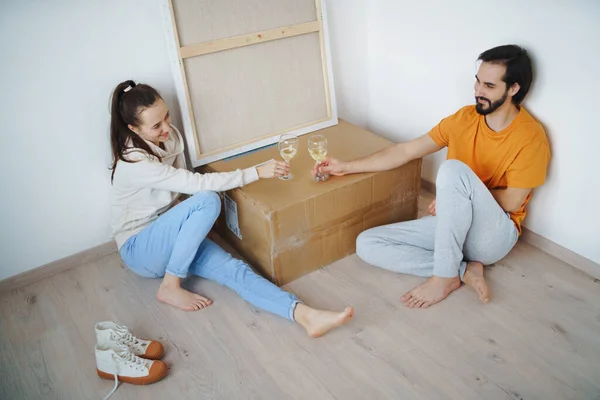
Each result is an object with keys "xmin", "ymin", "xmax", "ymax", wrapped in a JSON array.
[{"xmin": 109, "ymin": 80, "xmax": 353, "ymax": 338}]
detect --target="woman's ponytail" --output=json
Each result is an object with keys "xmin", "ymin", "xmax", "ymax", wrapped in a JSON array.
[{"xmin": 109, "ymin": 80, "xmax": 162, "ymax": 183}]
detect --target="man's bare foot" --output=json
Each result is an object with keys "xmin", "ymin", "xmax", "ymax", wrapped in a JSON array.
[
  {"xmin": 462, "ymin": 262, "xmax": 489, "ymax": 303},
  {"xmin": 294, "ymin": 303, "xmax": 354, "ymax": 338},
  {"xmin": 156, "ymin": 274, "xmax": 212, "ymax": 311},
  {"xmin": 400, "ymin": 276, "xmax": 461, "ymax": 308}
]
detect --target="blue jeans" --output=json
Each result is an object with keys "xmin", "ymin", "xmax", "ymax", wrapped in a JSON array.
[{"xmin": 120, "ymin": 191, "xmax": 300, "ymax": 321}]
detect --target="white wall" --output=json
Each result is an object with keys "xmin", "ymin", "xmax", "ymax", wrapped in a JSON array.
[
  {"xmin": 360, "ymin": 0, "xmax": 600, "ymax": 264},
  {"xmin": 327, "ymin": 0, "xmax": 370, "ymax": 128},
  {"xmin": 0, "ymin": 0, "xmax": 369, "ymax": 281},
  {"xmin": 1, "ymin": 0, "xmax": 598, "ymax": 280},
  {"xmin": 0, "ymin": 0, "xmax": 181, "ymax": 280}
]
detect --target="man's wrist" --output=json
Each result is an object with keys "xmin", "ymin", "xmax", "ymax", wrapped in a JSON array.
[{"xmin": 344, "ymin": 161, "xmax": 356, "ymax": 174}]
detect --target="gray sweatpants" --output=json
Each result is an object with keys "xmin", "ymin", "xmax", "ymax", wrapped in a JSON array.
[{"xmin": 356, "ymin": 160, "xmax": 519, "ymax": 279}]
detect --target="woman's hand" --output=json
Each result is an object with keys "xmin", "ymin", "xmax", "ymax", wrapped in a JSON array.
[{"xmin": 256, "ymin": 160, "xmax": 290, "ymax": 179}]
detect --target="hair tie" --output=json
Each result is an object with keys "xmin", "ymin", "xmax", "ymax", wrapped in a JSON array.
[{"xmin": 123, "ymin": 85, "xmax": 133, "ymax": 93}]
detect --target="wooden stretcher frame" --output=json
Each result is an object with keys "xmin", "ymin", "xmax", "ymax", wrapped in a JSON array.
[{"xmin": 160, "ymin": 0, "xmax": 338, "ymax": 167}]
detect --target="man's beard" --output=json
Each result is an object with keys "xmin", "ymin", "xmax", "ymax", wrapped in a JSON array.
[{"xmin": 475, "ymin": 90, "xmax": 508, "ymax": 115}]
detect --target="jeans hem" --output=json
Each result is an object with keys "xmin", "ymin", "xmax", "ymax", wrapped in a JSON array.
[
  {"xmin": 288, "ymin": 300, "xmax": 302, "ymax": 321},
  {"xmin": 165, "ymin": 270, "xmax": 188, "ymax": 279}
]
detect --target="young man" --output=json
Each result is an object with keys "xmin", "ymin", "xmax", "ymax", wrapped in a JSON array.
[{"xmin": 318, "ymin": 45, "xmax": 550, "ymax": 308}]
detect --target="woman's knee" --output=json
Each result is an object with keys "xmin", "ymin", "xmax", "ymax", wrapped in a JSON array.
[{"xmin": 190, "ymin": 191, "xmax": 221, "ymax": 217}]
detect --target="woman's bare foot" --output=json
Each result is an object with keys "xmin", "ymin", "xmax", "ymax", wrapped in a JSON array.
[
  {"xmin": 156, "ymin": 273, "xmax": 212, "ymax": 311},
  {"xmin": 293, "ymin": 303, "xmax": 354, "ymax": 338},
  {"xmin": 400, "ymin": 276, "xmax": 461, "ymax": 308},
  {"xmin": 462, "ymin": 262, "xmax": 489, "ymax": 303}
]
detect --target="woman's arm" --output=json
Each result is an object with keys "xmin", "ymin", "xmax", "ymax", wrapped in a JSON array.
[
  {"xmin": 119, "ymin": 156, "xmax": 288, "ymax": 194},
  {"xmin": 119, "ymin": 157, "xmax": 258, "ymax": 194}
]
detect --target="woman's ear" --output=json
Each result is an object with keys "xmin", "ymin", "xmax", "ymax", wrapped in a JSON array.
[{"xmin": 127, "ymin": 124, "xmax": 140, "ymax": 135}]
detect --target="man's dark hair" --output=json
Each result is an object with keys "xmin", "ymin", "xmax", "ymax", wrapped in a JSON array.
[{"xmin": 478, "ymin": 45, "xmax": 532, "ymax": 106}]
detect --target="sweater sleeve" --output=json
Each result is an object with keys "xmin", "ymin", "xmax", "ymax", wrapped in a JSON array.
[{"xmin": 118, "ymin": 155, "xmax": 259, "ymax": 194}]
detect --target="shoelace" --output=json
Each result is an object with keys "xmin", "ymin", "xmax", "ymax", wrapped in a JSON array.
[
  {"xmin": 102, "ymin": 346, "xmax": 150, "ymax": 400},
  {"xmin": 102, "ymin": 363, "xmax": 118, "ymax": 400},
  {"xmin": 113, "ymin": 326, "xmax": 144, "ymax": 353},
  {"xmin": 118, "ymin": 350, "xmax": 149, "ymax": 371}
]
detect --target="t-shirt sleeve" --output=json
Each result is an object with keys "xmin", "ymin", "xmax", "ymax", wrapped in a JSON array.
[
  {"xmin": 427, "ymin": 119, "xmax": 450, "ymax": 147},
  {"xmin": 427, "ymin": 107, "xmax": 467, "ymax": 147},
  {"xmin": 505, "ymin": 141, "xmax": 550, "ymax": 188}
]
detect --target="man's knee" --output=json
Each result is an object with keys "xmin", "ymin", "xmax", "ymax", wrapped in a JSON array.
[
  {"xmin": 356, "ymin": 230, "xmax": 375, "ymax": 263},
  {"xmin": 436, "ymin": 159, "xmax": 472, "ymax": 186}
]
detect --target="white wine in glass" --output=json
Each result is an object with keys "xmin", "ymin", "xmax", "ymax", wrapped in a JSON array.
[
  {"xmin": 308, "ymin": 134, "xmax": 329, "ymax": 181},
  {"xmin": 278, "ymin": 134, "xmax": 298, "ymax": 180}
]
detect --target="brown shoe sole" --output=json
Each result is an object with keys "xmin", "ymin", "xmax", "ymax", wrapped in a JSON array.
[{"xmin": 97, "ymin": 361, "xmax": 168, "ymax": 385}]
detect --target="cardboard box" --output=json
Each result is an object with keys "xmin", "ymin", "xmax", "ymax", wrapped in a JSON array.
[{"xmin": 202, "ymin": 120, "xmax": 421, "ymax": 285}]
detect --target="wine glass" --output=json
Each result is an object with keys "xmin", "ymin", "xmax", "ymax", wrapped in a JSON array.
[
  {"xmin": 308, "ymin": 134, "xmax": 329, "ymax": 182},
  {"xmin": 278, "ymin": 134, "xmax": 298, "ymax": 180}
]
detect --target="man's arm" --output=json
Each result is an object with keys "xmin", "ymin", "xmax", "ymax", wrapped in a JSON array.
[
  {"xmin": 490, "ymin": 187, "xmax": 531, "ymax": 213},
  {"xmin": 347, "ymin": 134, "xmax": 442, "ymax": 173},
  {"xmin": 320, "ymin": 134, "xmax": 443, "ymax": 176},
  {"xmin": 428, "ymin": 187, "xmax": 531, "ymax": 216}
]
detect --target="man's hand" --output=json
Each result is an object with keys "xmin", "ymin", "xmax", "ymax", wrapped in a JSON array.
[
  {"xmin": 428, "ymin": 199, "xmax": 436, "ymax": 216},
  {"xmin": 313, "ymin": 158, "xmax": 349, "ymax": 177},
  {"xmin": 256, "ymin": 160, "xmax": 290, "ymax": 179}
]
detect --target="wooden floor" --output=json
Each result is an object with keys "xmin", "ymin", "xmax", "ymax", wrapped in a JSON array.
[{"xmin": 1, "ymin": 193, "xmax": 600, "ymax": 400}]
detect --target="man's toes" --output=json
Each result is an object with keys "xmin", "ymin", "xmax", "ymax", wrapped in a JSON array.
[
  {"xmin": 421, "ymin": 301, "xmax": 432, "ymax": 308},
  {"xmin": 479, "ymin": 289, "xmax": 489, "ymax": 300},
  {"xmin": 400, "ymin": 293, "xmax": 412, "ymax": 303}
]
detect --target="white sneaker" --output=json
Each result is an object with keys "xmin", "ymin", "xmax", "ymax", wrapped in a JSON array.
[
  {"xmin": 95, "ymin": 321, "xmax": 164, "ymax": 360},
  {"xmin": 96, "ymin": 342, "xmax": 168, "ymax": 399}
]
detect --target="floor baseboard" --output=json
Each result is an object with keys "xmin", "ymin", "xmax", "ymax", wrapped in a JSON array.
[
  {"xmin": 420, "ymin": 178, "xmax": 436, "ymax": 196},
  {"xmin": 421, "ymin": 179, "xmax": 600, "ymax": 280},
  {"xmin": 519, "ymin": 228, "xmax": 600, "ymax": 280},
  {"xmin": 0, "ymin": 241, "xmax": 118, "ymax": 294}
]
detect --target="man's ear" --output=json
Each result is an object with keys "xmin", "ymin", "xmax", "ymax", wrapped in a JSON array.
[{"xmin": 508, "ymin": 82, "xmax": 521, "ymax": 98}]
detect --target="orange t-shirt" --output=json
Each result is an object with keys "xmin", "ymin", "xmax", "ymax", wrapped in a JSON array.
[{"xmin": 428, "ymin": 105, "xmax": 550, "ymax": 234}]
